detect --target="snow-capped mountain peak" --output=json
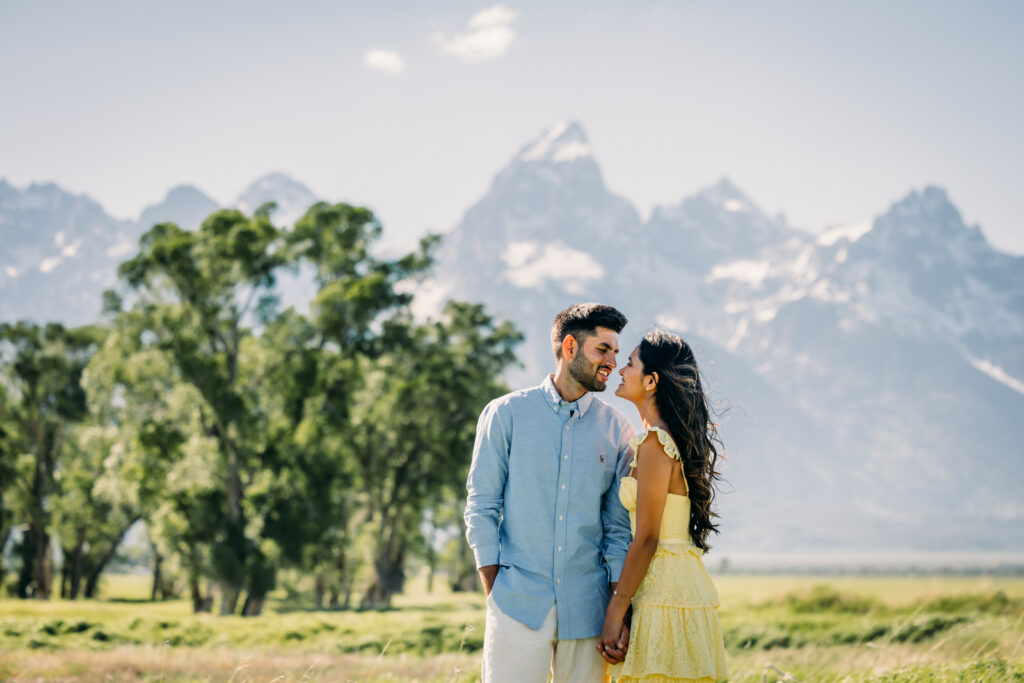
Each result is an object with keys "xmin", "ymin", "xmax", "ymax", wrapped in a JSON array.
[{"xmin": 516, "ymin": 121, "xmax": 591, "ymax": 164}]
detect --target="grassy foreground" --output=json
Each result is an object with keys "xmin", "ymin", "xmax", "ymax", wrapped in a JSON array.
[{"xmin": 1, "ymin": 574, "xmax": 1023, "ymax": 681}]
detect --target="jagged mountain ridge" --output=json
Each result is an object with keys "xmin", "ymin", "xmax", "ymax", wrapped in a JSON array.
[
  {"xmin": 0, "ymin": 174, "xmax": 316, "ymax": 325},
  {"xmin": 2, "ymin": 123, "xmax": 1022, "ymax": 554},
  {"xmin": 434, "ymin": 122, "xmax": 1024, "ymax": 553}
]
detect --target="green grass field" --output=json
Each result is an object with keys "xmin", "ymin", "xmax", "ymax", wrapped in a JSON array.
[{"xmin": 2, "ymin": 574, "xmax": 1023, "ymax": 681}]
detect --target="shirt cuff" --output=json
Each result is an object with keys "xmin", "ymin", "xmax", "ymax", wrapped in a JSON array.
[
  {"xmin": 605, "ymin": 559, "xmax": 624, "ymax": 584},
  {"xmin": 473, "ymin": 544, "xmax": 500, "ymax": 569}
]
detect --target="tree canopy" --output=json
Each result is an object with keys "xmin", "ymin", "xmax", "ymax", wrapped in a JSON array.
[{"xmin": 0, "ymin": 202, "xmax": 520, "ymax": 613}]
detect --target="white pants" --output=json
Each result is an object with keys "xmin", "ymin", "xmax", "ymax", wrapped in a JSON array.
[{"xmin": 481, "ymin": 592, "xmax": 607, "ymax": 683}]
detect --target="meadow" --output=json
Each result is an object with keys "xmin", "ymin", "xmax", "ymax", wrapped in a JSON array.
[{"xmin": 1, "ymin": 573, "xmax": 1023, "ymax": 682}]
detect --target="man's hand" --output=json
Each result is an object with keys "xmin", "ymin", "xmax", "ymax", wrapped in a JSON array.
[{"xmin": 478, "ymin": 565, "xmax": 499, "ymax": 596}]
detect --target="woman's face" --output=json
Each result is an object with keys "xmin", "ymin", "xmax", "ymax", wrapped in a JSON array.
[{"xmin": 615, "ymin": 347, "xmax": 648, "ymax": 403}]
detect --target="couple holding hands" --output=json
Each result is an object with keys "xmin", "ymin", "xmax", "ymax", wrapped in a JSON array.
[{"xmin": 466, "ymin": 303, "xmax": 729, "ymax": 683}]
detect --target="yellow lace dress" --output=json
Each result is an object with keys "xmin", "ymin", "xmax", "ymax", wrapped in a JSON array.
[{"xmin": 609, "ymin": 427, "xmax": 728, "ymax": 683}]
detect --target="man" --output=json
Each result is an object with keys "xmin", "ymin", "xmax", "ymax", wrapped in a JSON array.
[{"xmin": 465, "ymin": 303, "xmax": 636, "ymax": 683}]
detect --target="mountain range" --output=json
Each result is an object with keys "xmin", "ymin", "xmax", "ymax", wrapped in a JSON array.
[{"xmin": 2, "ymin": 122, "xmax": 1022, "ymax": 560}]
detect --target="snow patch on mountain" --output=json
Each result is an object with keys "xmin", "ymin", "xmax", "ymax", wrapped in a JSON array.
[
  {"xmin": 502, "ymin": 240, "xmax": 604, "ymax": 293},
  {"xmin": 708, "ymin": 259, "xmax": 770, "ymax": 286},
  {"xmin": 552, "ymin": 141, "xmax": 591, "ymax": 163},
  {"xmin": 520, "ymin": 122, "xmax": 569, "ymax": 160},
  {"xmin": 518, "ymin": 121, "xmax": 592, "ymax": 164},
  {"xmin": 655, "ymin": 313, "xmax": 689, "ymax": 332},
  {"xmin": 818, "ymin": 221, "xmax": 871, "ymax": 246}
]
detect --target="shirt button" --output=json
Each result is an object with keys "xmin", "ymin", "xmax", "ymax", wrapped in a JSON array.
[
  {"xmin": 559, "ymin": 515, "xmax": 564, "ymax": 521},
  {"xmin": 557, "ymin": 578, "xmax": 561, "ymax": 583},
  {"xmin": 561, "ymin": 484, "xmax": 566, "ymax": 490},
  {"xmin": 563, "ymin": 455, "xmax": 568, "ymax": 460},
  {"xmin": 565, "ymin": 425, "xmax": 570, "ymax": 431},
  {"xmin": 557, "ymin": 546, "xmax": 562, "ymax": 552}
]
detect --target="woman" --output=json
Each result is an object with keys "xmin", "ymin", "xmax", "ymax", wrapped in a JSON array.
[{"xmin": 599, "ymin": 330, "xmax": 728, "ymax": 682}]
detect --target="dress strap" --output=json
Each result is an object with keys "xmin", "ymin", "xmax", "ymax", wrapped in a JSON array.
[{"xmin": 629, "ymin": 426, "xmax": 689, "ymax": 495}]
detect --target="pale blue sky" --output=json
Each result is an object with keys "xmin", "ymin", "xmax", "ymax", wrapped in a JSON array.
[{"xmin": 2, "ymin": 0, "xmax": 1022, "ymax": 252}]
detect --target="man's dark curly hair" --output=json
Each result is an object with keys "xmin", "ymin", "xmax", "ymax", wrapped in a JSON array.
[{"xmin": 550, "ymin": 303, "xmax": 627, "ymax": 359}]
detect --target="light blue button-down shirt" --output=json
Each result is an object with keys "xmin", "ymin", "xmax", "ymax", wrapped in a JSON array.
[{"xmin": 465, "ymin": 375, "xmax": 635, "ymax": 639}]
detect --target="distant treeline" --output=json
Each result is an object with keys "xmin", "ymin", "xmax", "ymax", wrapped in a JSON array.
[{"xmin": 0, "ymin": 202, "xmax": 521, "ymax": 615}]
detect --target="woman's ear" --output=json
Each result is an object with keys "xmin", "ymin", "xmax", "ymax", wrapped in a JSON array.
[{"xmin": 646, "ymin": 371, "xmax": 659, "ymax": 392}]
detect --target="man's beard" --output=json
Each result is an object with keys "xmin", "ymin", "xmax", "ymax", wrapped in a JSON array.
[{"xmin": 569, "ymin": 353, "xmax": 606, "ymax": 392}]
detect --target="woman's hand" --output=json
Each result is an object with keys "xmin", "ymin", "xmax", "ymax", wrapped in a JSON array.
[{"xmin": 597, "ymin": 609, "xmax": 629, "ymax": 664}]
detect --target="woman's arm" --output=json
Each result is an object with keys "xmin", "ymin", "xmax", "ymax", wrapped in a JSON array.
[{"xmin": 598, "ymin": 430, "xmax": 675, "ymax": 658}]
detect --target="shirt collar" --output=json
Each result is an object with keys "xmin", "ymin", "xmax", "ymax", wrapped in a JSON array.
[{"xmin": 540, "ymin": 374, "xmax": 595, "ymax": 417}]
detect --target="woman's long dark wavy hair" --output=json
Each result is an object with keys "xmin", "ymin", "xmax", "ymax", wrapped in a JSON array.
[{"xmin": 638, "ymin": 330, "xmax": 723, "ymax": 552}]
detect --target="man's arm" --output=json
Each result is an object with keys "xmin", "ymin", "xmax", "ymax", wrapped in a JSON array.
[
  {"xmin": 601, "ymin": 425, "xmax": 635, "ymax": 584},
  {"xmin": 464, "ymin": 399, "xmax": 512, "ymax": 595}
]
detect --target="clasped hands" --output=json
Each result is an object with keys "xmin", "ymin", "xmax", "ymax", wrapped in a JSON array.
[{"xmin": 597, "ymin": 585, "xmax": 630, "ymax": 664}]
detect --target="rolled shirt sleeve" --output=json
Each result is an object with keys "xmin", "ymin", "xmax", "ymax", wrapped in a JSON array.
[
  {"xmin": 464, "ymin": 399, "xmax": 511, "ymax": 569},
  {"xmin": 601, "ymin": 423, "xmax": 635, "ymax": 583}
]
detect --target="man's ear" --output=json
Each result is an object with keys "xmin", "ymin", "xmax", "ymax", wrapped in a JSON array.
[{"xmin": 561, "ymin": 334, "xmax": 577, "ymax": 360}]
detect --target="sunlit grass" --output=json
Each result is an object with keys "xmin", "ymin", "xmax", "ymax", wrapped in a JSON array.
[{"xmin": 1, "ymin": 574, "xmax": 1022, "ymax": 681}]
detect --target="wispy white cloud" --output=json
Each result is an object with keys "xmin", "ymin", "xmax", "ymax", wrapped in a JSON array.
[
  {"xmin": 438, "ymin": 4, "xmax": 518, "ymax": 62},
  {"xmin": 364, "ymin": 49, "xmax": 405, "ymax": 74}
]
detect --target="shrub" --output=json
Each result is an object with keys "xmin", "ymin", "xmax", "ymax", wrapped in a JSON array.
[{"xmin": 784, "ymin": 585, "xmax": 877, "ymax": 614}]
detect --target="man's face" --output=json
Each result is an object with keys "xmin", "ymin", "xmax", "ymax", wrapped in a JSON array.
[{"xmin": 568, "ymin": 326, "xmax": 619, "ymax": 392}]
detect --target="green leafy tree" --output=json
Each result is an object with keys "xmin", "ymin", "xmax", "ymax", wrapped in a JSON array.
[
  {"xmin": 82, "ymin": 308, "xmax": 213, "ymax": 608},
  {"xmin": 109, "ymin": 202, "xmax": 436, "ymax": 615},
  {"xmin": 114, "ymin": 208, "xmax": 287, "ymax": 614},
  {"xmin": 352, "ymin": 302, "xmax": 521, "ymax": 607},
  {"xmin": 0, "ymin": 385, "xmax": 15, "ymax": 592},
  {"xmin": 52, "ymin": 424, "xmax": 141, "ymax": 599},
  {"xmin": 0, "ymin": 322, "xmax": 102, "ymax": 599},
  {"xmin": 266, "ymin": 203, "xmax": 437, "ymax": 611}
]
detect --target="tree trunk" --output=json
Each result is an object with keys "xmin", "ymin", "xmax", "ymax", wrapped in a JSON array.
[
  {"xmin": 190, "ymin": 575, "xmax": 212, "ymax": 613},
  {"xmin": 242, "ymin": 593, "xmax": 264, "ymax": 616},
  {"xmin": 426, "ymin": 523, "xmax": 437, "ymax": 594},
  {"xmin": 83, "ymin": 518, "xmax": 138, "ymax": 598},
  {"xmin": 30, "ymin": 523, "xmax": 51, "ymax": 600},
  {"xmin": 220, "ymin": 582, "xmax": 240, "ymax": 615},
  {"xmin": 69, "ymin": 526, "xmax": 86, "ymax": 600},
  {"xmin": 451, "ymin": 525, "xmax": 480, "ymax": 592},
  {"xmin": 151, "ymin": 551, "xmax": 163, "ymax": 602},
  {"xmin": 362, "ymin": 538, "xmax": 406, "ymax": 609},
  {"xmin": 314, "ymin": 574, "xmax": 325, "ymax": 611},
  {"xmin": 0, "ymin": 526, "xmax": 9, "ymax": 592},
  {"xmin": 60, "ymin": 558, "xmax": 70, "ymax": 599}
]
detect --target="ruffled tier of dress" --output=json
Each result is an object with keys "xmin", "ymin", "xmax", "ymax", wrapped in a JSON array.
[
  {"xmin": 610, "ymin": 602, "xmax": 726, "ymax": 682},
  {"xmin": 609, "ymin": 543, "xmax": 727, "ymax": 682}
]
